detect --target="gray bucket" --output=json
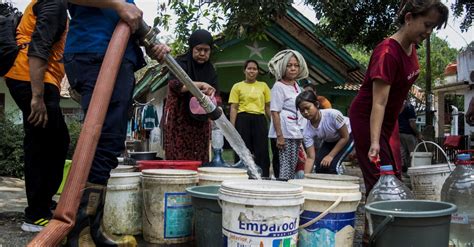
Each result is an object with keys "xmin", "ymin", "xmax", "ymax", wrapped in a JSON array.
[
  {"xmin": 365, "ymin": 200, "xmax": 457, "ymax": 247},
  {"xmin": 186, "ymin": 185, "xmax": 222, "ymax": 247}
]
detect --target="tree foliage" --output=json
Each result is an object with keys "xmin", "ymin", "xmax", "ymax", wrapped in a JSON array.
[
  {"xmin": 154, "ymin": 0, "xmax": 472, "ymax": 51},
  {"xmin": 155, "ymin": 0, "xmax": 291, "ymax": 54},
  {"xmin": 452, "ymin": 0, "xmax": 473, "ymax": 32},
  {"xmin": 0, "ymin": 110, "xmax": 82, "ymax": 178},
  {"xmin": 343, "ymin": 35, "xmax": 458, "ymax": 88},
  {"xmin": 307, "ymin": 0, "xmax": 400, "ymax": 50},
  {"xmin": 344, "ymin": 44, "xmax": 371, "ymax": 68},
  {"xmin": 0, "ymin": 111, "xmax": 24, "ymax": 178},
  {"xmin": 416, "ymin": 35, "xmax": 459, "ymax": 88}
]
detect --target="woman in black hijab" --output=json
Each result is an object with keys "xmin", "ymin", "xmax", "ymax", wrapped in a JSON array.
[{"xmin": 163, "ymin": 29, "xmax": 218, "ymax": 162}]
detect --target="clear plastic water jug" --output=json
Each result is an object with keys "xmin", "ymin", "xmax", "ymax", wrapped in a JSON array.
[
  {"xmin": 441, "ymin": 153, "xmax": 474, "ymax": 247},
  {"xmin": 367, "ymin": 165, "xmax": 415, "ymax": 203}
]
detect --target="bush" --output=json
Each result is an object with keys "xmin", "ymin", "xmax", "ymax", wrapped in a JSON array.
[
  {"xmin": 0, "ymin": 111, "xmax": 24, "ymax": 178},
  {"xmin": 0, "ymin": 111, "xmax": 82, "ymax": 178},
  {"xmin": 66, "ymin": 119, "xmax": 81, "ymax": 160}
]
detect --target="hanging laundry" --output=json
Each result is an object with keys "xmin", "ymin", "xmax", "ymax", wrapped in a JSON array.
[{"xmin": 142, "ymin": 104, "xmax": 159, "ymax": 130}]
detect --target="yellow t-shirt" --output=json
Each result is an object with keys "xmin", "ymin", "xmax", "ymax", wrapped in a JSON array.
[{"xmin": 229, "ymin": 80, "xmax": 271, "ymax": 115}]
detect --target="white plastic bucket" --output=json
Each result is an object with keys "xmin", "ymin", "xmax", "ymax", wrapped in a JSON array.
[
  {"xmin": 219, "ymin": 180, "xmax": 304, "ymax": 246},
  {"xmin": 103, "ymin": 172, "xmax": 142, "ymax": 235},
  {"xmin": 141, "ymin": 169, "xmax": 198, "ymax": 244},
  {"xmin": 288, "ymin": 179, "xmax": 362, "ymax": 247},
  {"xmin": 197, "ymin": 167, "xmax": 248, "ymax": 185},
  {"xmin": 110, "ymin": 165, "xmax": 136, "ymax": 173},
  {"xmin": 304, "ymin": 173, "xmax": 360, "ymax": 184},
  {"xmin": 411, "ymin": 141, "xmax": 451, "ymax": 167},
  {"xmin": 412, "ymin": 152, "xmax": 433, "ymax": 167},
  {"xmin": 407, "ymin": 164, "xmax": 453, "ymax": 201}
]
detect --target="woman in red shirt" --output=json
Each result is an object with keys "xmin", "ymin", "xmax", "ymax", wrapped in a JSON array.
[{"xmin": 349, "ymin": 0, "xmax": 448, "ymax": 195}]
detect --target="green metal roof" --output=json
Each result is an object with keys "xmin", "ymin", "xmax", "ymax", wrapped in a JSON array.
[
  {"xmin": 285, "ymin": 7, "xmax": 361, "ymax": 70},
  {"xmin": 266, "ymin": 24, "xmax": 345, "ymax": 84},
  {"xmin": 133, "ymin": 64, "xmax": 168, "ymax": 98}
]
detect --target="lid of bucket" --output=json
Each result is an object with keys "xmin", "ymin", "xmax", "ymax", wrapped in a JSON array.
[
  {"xmin": 141, "ymin": 169, "xmax": 198, "ymax": 177},
  {"xmin": 288, "ymin": 179, "xmax": 359, "ymax": 193},
  {"xmin": 108, "ymin": 172, "xmax": 141, "ymax": 185},
  {"xmin": 220, "ymin": 180, "xmax": 303, "ymax": 198},
  {"xmin": 288, "ymin": 180, "xmax": 361, "ymax": 202},
  {"xmin": 219, "ymin": 180, "xmax": 304, "ymax": 206},
  {"xmin": 198, "ymin": 167, "xmax": 248, "ymax": 175},
  {"xmin": 221, "ymin": 180, "xmax": 302, "ymax": 193},
  {"xmin": 413, "ymin": 152, "xmax": 433, "ymax": 157},
  {"xmin": 186, "ymin": 185, "xmax": 220, "ymax": 200},
  {"xmin": 113, "ymin": 165, "xmax": 135, "ymax": 170},
  {"xmin": 199, "ymin": 174, "xmax": 249, "ymax": 181},
  {"xmin": 110, "ymin": 172, "xmax": 141, "ymax": 178},
  {"xmin": 303, "ymin": 191, "xmax": 362, "ymax": 202},
  {"xmin": 365, "ymin": 200, "xmax": 457, "ymax": 218},
  {"xmin": 407, "ymin": 164, "xmax": 454, "ymax": 175},
  {"xmin": 304, "ymin": 173, "xmax": 359, "ymax": 183}
]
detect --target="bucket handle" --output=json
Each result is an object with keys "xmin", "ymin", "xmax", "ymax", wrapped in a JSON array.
[
  {"xmin": 411, "ymin": 141, "xmax": 453, "ymax": 172},
  {"xmin": 299, "ymin": 196, "xmax": 343, "ymax": 229},
  {"xmin": 368, "ymin": 214, "xmax": 394, "ymax": 247}
]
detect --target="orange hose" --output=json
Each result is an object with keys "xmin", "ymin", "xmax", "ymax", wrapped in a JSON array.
[{"xmin": 28, "ymin": 21, "xmax": 131, "ymax": 246}]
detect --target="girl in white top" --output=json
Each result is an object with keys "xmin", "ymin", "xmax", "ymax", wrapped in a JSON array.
[
  {"xmin": 296, "ymin": 91, "xmax": 354, "ymax": 174},
  {"xmin": 268, "ymin": 49, "xmax": 309, "ymax": 179}
]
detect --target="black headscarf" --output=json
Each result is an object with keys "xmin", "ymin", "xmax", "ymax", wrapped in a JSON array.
[{"xmin": 174, "ymin": 29, "xmax": 218, "ymax": 89}]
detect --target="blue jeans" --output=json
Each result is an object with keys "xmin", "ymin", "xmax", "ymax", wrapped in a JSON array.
[
  {"xmin": 64, "ymin": 53, "xmax": 135, "ymax": 185},
  {"xmin": 314, "ymin": 135, "xmax": 354, "ymax": 174}
]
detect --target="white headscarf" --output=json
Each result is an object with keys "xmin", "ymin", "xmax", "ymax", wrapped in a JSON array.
[{"xmin": 268, "ymin": 49, "xmax": 309, "ymax": 81}]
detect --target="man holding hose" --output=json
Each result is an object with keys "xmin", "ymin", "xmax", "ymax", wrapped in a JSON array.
[{"xmin": 63, "ymin": 0, "xmax": 169, "ymax": 245}]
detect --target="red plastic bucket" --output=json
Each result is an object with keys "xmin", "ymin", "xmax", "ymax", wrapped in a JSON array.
[{"xmin": 136, "ymin": 160, "xmax": 202, "ymax": 171}]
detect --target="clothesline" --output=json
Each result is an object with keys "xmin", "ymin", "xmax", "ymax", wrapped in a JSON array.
[{"xmin": 127, "ymin": 99, "xmax": 159, "ymax": 141}]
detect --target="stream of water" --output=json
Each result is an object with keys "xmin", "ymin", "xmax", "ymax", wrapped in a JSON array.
[{"xmin": 213, "ymin": 115, "xmax": 262, "ymax": 180}]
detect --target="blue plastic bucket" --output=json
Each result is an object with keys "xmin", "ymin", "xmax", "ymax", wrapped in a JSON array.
[{"xmin": 288, "ymin": 179, "xmax": 362, "ymax": 247}]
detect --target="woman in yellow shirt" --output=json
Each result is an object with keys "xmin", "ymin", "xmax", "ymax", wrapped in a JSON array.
[{"xmin": 229, "ymin": 60, "xmax": 271, "ymax": 177}]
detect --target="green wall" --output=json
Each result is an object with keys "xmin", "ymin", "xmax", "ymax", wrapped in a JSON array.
[
  {"xmin": 1, "ymin": 77, "xmax": 18, "ymax": 115},
  {"xmin": 1, "ymin": 77, "xmax": 81, "ymax": 120},
  {"xmin": 212, "ymin": 38, "xmax": 283, "ymax": 93}
]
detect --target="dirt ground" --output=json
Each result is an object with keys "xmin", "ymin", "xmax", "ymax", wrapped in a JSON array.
[
  {"xmin": 0, "ymin": 166, "xmax": 366, "ymax": 246},
  {"xmin": 0, "ymin": 210, "xmax": 365, "ymax": 247}
]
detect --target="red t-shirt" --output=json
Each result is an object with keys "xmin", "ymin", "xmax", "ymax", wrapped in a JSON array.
[{"xmin": 350, "ymin": 38, "xmax": 419, "ymax": 138}]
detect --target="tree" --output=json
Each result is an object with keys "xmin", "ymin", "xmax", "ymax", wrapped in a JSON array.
[
  {"xmin": 452, "ymin": 0, "xmax": 473, "ymax": 32},
  {"xmin": 154, "ymin": 0, "xmax": 291, "ymax": 54},
  {"xmin": 307, "ymin": 0, "xmax": 399, "ymax": 50},
  {"xmin": 415, "ymin": 35, "xmax": 459, "ymax": 88},
  {"xmin": 343, "ymin": 35, "xmax": 458, "ymax": 87},
  {"xmin": 154, "ymin": 0, "xmax": 473, "ymax": 51},
  {"xmin": 344, "ymin": 44, "xmax": 371, "ymax": 68}
]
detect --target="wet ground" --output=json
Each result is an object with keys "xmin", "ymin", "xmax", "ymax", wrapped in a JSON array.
[{"xmin": 0, "ymin": 166, "xmax": 368, "ymax": 246}]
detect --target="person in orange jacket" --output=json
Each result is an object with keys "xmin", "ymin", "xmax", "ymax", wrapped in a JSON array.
[{"xmin": 4, "ymin": 0, "xmax": 70, "ymax": 233}]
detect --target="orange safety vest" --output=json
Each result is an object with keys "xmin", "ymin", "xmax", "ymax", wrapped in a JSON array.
[{"xmin": 5, "ymin": 0, "xmax": 67, "ymax": 89}]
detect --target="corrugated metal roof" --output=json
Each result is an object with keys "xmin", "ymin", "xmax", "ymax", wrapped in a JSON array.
[
  {"xmin": 285, "ymin": 7, "xmax": 362, "ymax": 70},
  {"xmin": 133, "ymin": 64, "xmax": 167, "ymax": 98},
  {"xmin": 266, "ymin": 25, "xmax": 346, "ymax": 84}
]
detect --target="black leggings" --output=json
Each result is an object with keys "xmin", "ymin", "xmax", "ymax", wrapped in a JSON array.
[
  {"xmin": 234, "ymin": 112, "xmax": 270, "ymax": 177},
  {"xmin": 314, "ymin": 135, "xmax": 354, "ymax": 174},
  {"xmin": 6, "ymin": 79, "xmax": 70, "ymax": 219}
]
